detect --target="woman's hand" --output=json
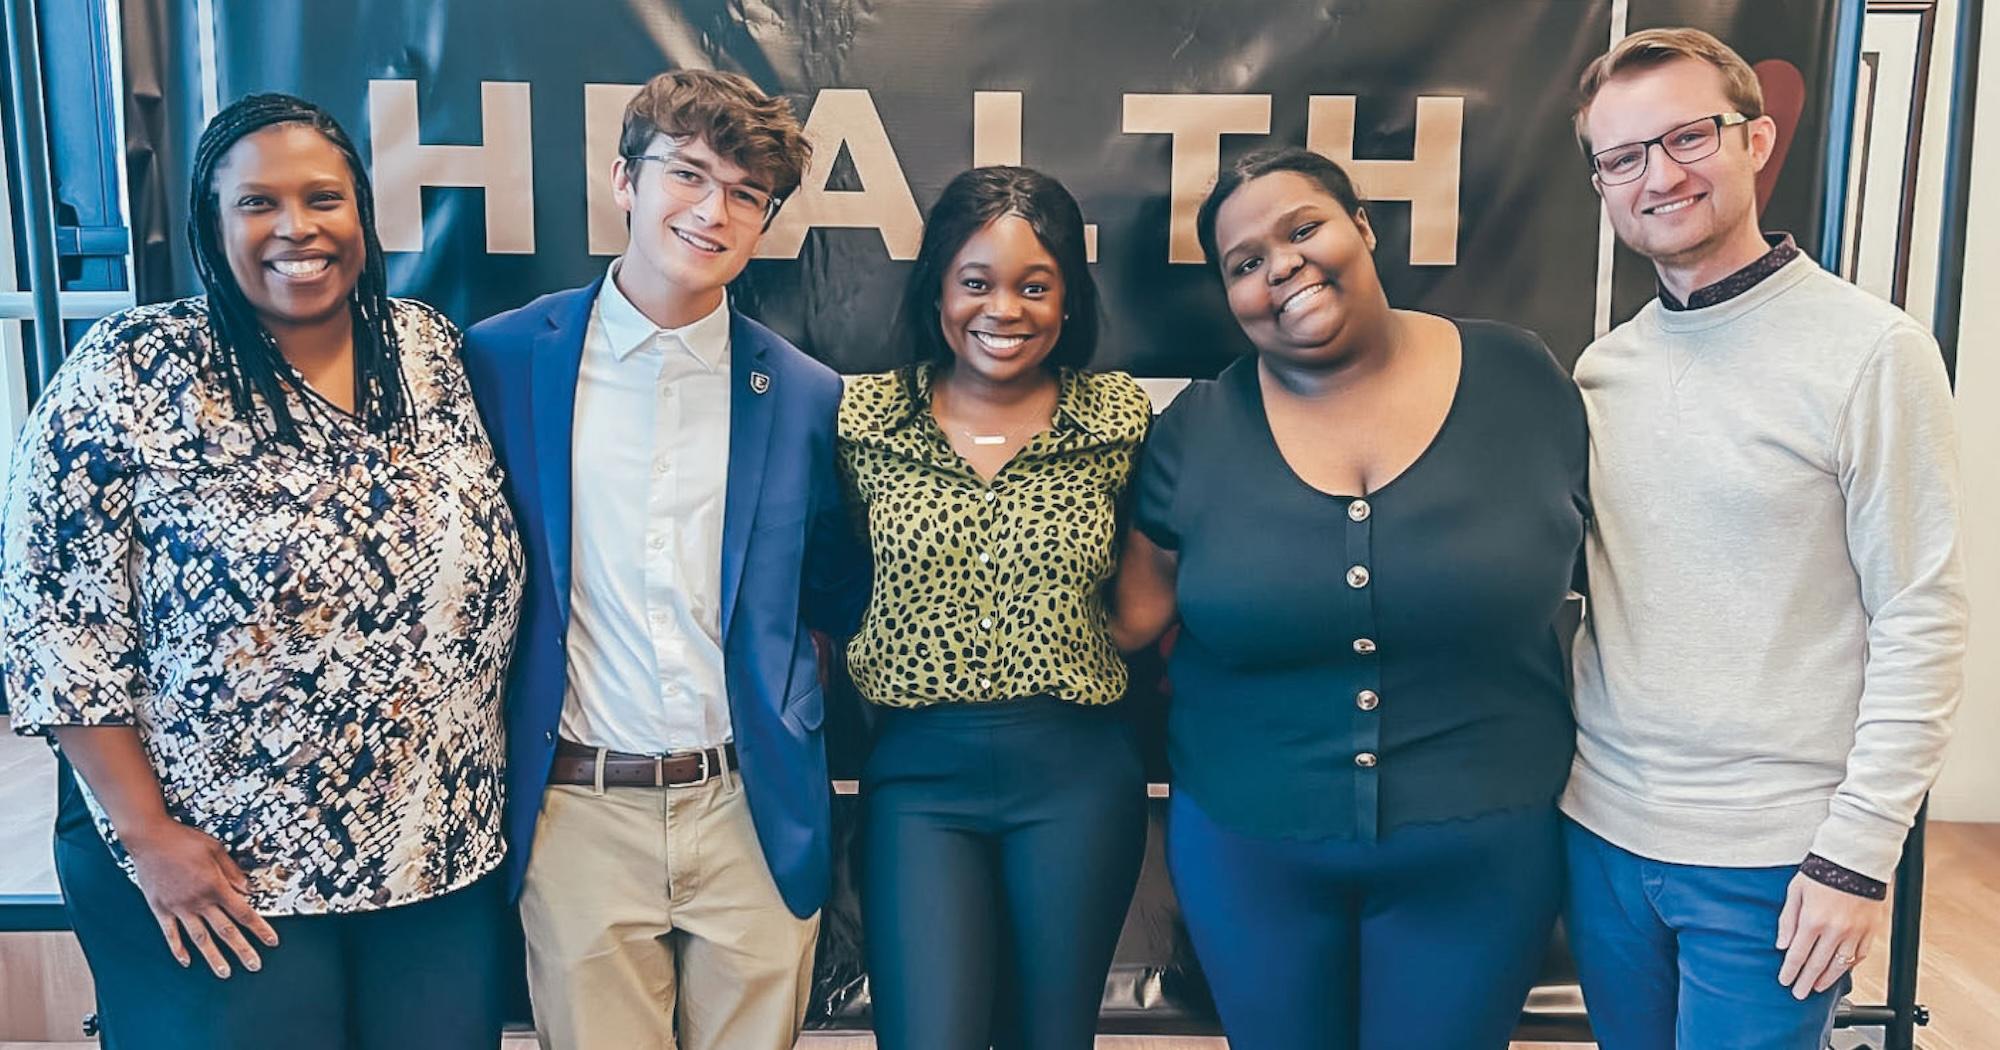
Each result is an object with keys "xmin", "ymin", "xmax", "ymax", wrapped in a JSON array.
[
  {"xmin": 121, "ymin": 817, "xmax": 279, "ymax": 978},
  {"xmin": 49, "ymin": 725, "xmax": 279, "ymax": 979}
]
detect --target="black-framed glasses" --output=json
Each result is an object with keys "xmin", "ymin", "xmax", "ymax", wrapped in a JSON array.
[
  {"xmin": 624, "ymin": 153, "xmax": 781, "ymax": 222},
  {"xmin": 1587, "ymin": 112, "xmax": 1751, "ymax": 185}
]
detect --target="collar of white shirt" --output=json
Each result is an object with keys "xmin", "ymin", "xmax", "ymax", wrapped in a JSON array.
[{"xmin": 596, "ymin": 260, "xmax": 732, "ymax": 369}]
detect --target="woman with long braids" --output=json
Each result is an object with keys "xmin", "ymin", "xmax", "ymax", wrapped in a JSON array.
[{"xmin": 2, "ymin": 93, "xmax": 523, "ymax": 1049}]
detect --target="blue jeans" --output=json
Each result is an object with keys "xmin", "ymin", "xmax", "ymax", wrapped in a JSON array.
[
  {"xmin": 1168, "ymin": 792, "xmax": 1562, "ymax": 1050},
  {"xmin": 1562, "ymin": 818, "xmax": 1845, "ymax": 1050}
]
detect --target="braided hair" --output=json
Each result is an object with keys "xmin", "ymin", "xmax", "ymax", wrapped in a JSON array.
[{"xmin": 187, "ymin": 92, "xmax": 411, "ymax": 446}]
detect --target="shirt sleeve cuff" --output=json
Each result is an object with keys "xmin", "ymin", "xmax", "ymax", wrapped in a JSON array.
[
  {"xmin": 1808, "ymin": 803, "xmax": 1910, "ymax": 883},
  {"xmin": 1800, "ymin": 853, "xmax": 1888, "ymax": 900}
]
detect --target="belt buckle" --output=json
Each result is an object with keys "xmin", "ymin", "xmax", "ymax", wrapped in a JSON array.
[{"xmin": 687, "ymin": 747, "xmax": 716, "ymax": 786}]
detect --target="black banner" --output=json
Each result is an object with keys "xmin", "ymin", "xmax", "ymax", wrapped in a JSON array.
[{"xmin": 156, "ymin": 0, "xmax": 1853, "ymax": 373}]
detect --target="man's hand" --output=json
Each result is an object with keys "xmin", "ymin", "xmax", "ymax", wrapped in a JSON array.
[{"xmin": 1776, "ymin": 871, "xmax": 1886, "ymax": 1000}]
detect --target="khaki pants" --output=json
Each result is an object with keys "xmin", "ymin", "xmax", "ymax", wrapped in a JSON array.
[{"xmin": 520, "ymin": 773, "xmax": 819, "ymax": 1050}]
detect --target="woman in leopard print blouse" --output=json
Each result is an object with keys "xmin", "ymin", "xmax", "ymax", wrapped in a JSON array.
[
  {"xmin": 836, "ymin": 166, "xmax": 1150, "ymax": 1050},
  {"xmin": 1, "ymin": 95, "xmax": 522, "ymax": 1050}
]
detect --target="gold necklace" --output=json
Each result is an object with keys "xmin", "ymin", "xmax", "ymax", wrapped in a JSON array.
[
  {"xmin": 954, "ymin": 419, "xmax": 1049, "ymax": 446},
  {"xmin": 934, "ymin": 379, "xmax": 1057, "ymax": 446}
]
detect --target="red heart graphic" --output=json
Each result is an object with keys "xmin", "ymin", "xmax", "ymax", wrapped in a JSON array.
[{"xmin": 1754, "ymin": 59, "xmax": 1806, "ymax": 212}]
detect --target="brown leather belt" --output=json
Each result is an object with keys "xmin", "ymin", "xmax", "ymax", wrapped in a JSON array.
[{"xmin": 549, "ymin": 738, "xmax": 737, "ymax": 788}]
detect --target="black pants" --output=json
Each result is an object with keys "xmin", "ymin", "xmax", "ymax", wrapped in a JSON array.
[
  {"xmin": 860, "ymin": 696, "xmax": 1147, "ymax": 1050},
  {"xmin": 55, "ymin": 790, "xmax": 507, "ymax": 1050}
]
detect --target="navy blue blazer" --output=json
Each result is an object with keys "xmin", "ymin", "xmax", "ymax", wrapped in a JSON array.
[{"xmin": 462, "ymin": 278, "xmax": 868, "ymax": 918}]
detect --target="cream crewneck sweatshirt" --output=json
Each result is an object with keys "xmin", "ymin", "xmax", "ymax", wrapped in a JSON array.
[{"xmin": 1565, "ymin": 253, "xmax": 1965, "ymax": 881}]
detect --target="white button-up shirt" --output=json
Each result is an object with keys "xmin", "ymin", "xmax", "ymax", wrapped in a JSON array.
[{"xmin": 560, "ymin": 262, "xmax": 733, "ymax": 754}]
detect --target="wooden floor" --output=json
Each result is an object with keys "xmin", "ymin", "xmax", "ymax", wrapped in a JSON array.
[{"xmin": 5, "ymin": 721, "xmax": 1996, "ymax": 1049}]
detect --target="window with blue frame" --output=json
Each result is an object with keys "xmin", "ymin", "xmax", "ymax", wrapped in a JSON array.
[{"xmin": 0, "ymin": 0, "xmax": 133, "ymax": 714}]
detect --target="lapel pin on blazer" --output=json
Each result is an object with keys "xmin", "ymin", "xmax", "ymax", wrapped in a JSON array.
[{"xmin": 750, "ymin": 370, "xmax": 772, "ymax": 395}]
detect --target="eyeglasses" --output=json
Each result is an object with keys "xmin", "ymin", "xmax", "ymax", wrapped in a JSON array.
[
  {"xmin": 1587, "ymin": 113, "xmax": 1751, "ymax": 185},
  {"xmin": 624, "ymin": 154, "xmax": 780, "ymax": 222}
]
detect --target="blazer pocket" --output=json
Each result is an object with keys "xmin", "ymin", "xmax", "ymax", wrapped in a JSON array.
[{"xmin": 781, "ymin": 681, "xmax": 825, "ymax": 733}]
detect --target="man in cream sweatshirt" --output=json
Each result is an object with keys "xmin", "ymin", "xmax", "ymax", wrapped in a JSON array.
[{"xmin": 1564, "ymin": 28, "xmax": 1965, "ymax": 1050}]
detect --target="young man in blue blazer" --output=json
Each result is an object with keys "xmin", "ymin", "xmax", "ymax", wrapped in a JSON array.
[{"xmin": 462, "ymin": 70, "xmax": 866, "ymax": 1050}]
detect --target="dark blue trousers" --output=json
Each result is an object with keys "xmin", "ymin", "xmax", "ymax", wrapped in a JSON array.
[
  {"xmin": 1167, "ymin": 791, "xmax": 1562, "ymax": 1050},
  {"xmin": 55, "ymin": 791, "xmax": 507, "ymax": 1050},
  {"xmin": 860, "ymin": 697, "xmax": 1147, "ymax": 1050}
]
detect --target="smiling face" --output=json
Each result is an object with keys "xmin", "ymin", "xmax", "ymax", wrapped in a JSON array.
[
  {"xmin": 1213, "ymin": 170, "xmax": 1384, "ymax": 366},
  {"xmin": 210, "ymin": 123, "xmax": 367, "ymax": 337},
  {"xmin": 1584, "ymin": 57, "xmax": 1775, "ymax": 269},
  {"xmin": 612, "ymin": 134, "xmax": 767, "ymax": 315},
  {"xmin": 937, "ymin": 213, "xmax": 1066, "ymax": 387}
]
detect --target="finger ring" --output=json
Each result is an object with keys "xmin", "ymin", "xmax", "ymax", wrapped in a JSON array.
[{"xmin": 1835, "ymin": 953, "xmax": 1856, "ymax": 964}]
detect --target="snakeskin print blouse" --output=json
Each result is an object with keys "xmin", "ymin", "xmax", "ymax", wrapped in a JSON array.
[{"xmin": 2, "ymin": 298, "xmax": 524, "ymax": 915}]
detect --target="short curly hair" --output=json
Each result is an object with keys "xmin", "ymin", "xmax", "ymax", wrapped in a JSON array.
[{"xmin": 619, "ymin": 69, "xmax": 813, "ymax": 199}]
